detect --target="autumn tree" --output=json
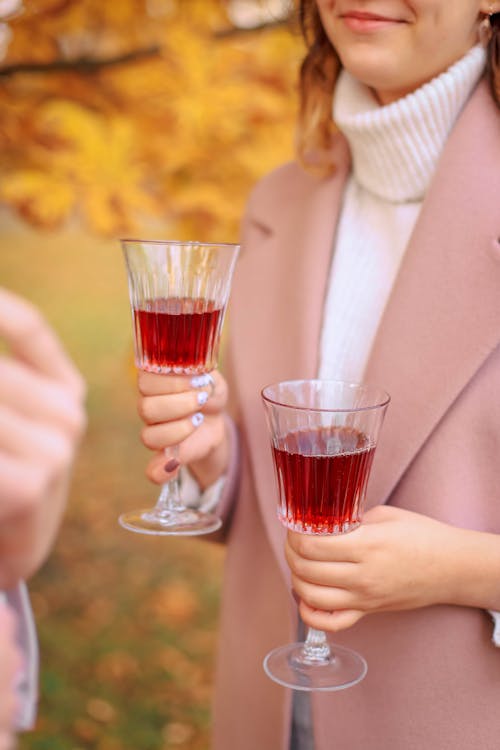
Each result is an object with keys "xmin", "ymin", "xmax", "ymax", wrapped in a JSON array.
[{"xmin": 0, "ymin": 0, "xmax": 302, "ymax": 240}]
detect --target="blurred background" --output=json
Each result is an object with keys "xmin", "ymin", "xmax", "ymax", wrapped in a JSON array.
[{"xmin": 0, "ymin": 1, "xmax": 303, "ymax": 748}]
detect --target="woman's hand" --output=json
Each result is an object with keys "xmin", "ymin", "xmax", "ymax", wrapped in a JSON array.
[
  {"xmin": 137, "ymin": 369, "xmax": 230, "ymax": 490},
  {"xmin": 0, "ymin": 289, "xmax": 86, "ymax": 587},
  {"xmin": 0, "ymin": 602, "xmax": 23, "ymax": 749},
  {"xmin": 285, "ymin": 504, "xmax": 485, "ymax": 633}
]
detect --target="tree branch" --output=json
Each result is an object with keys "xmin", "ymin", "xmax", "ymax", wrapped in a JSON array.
[{"xmin": 0, "ymin": 44, "xmax": 161, "ymax": 77}]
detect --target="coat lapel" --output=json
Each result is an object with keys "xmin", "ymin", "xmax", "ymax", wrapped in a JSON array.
[
  {"xmin": 229, "ymin": 140, "xmax": 350, "ymax": 576},
  {"xmin": 364, "ymin": 81, "xmax": 500, "ymax": 507}
]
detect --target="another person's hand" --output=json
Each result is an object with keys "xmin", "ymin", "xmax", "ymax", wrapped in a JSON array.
[
  {"xmin": 0, "ymin": 601, "xmax": 23, "ymax": 749},
  {"xmin": 0, "ymin": 288, "xmax": 86, "ymax": 588},
  {"xmin": 285, "ymin": 504, "xmax": 485, "ymax": 632},
  {"xmin": 137, "ymin": 370, "xmax": 229, "ymax": 489}
]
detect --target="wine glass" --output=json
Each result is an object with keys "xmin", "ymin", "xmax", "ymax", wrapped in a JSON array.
[
  {"xmin": 261, "ymin": 379, "xmax": 389, "ymax": 691},
  {"xmin": 120, "ymin": 239, "xmax": 239, "ymax": 536}
]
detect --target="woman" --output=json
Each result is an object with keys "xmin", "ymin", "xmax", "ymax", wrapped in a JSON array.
[{"xmin": 137, "ymin": 2, "xmax": 500, "ymax": 748}]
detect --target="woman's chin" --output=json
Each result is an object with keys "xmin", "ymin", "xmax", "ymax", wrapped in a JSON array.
[{"xmin": 339, "ymin": 54, "xmax": 417, "ymax": 103}]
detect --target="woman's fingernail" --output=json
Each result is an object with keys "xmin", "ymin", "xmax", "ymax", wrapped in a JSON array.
[
  {"xmin": 192, "ymin": 412, "xmax": 204, "ymax": 427},
  {"xmin": 197, "ymin": 391, "xmax": 209, "ymax": 406},
  {"xmin": 164, "ymin": 458, "xmax": 180, "ymax": 473},
  {"xmin": 191, "ymin": 374, "xmax": 211, "ymax": 389}
]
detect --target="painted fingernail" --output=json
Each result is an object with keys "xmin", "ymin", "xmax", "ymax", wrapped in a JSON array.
[
  {"xmin": 197, "ymin": 391, "xmax": 209, "ymax": 406},
  {"xmin": 192, "ymin": 412, "xmax": 204, "ymax": 427},
  {"xmin": 191, "ymin": 374, "xmax": 211, "ymax": 389},
  {"xmin": 164, "ymin": 458, "xmax": 180, "ymax": 473}
]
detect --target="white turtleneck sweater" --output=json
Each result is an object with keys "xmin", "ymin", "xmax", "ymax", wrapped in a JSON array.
[{"xmin": 318, "ymin": 44, "xmax": 486, "ymax": 384}]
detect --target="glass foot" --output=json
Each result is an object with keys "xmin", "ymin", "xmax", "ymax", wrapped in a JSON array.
[
  {"xmin": 118, "ymin": 507, "xmax": 222, "ymax": 536},
  {"xmin": 263, "ymin": 641, "xmax": 367, "ymax": 691}
]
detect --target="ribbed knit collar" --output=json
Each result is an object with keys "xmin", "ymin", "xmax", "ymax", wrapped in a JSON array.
[{"xmin": 333, "ymin": 45, "xmax": 486, "ymax": 202}]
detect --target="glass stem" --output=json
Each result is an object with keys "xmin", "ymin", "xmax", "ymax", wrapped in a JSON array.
[
  {"xmin": 301, "ymin": 628, "xmax": 331, "ymax": 665},
  {"xmin": 154, "ymin": 445, "xmax": 186, "ymax": 516}
]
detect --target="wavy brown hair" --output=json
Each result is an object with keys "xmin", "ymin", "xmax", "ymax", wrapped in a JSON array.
[
  {"xmin": 486, "ymin": 13, "xmax": 500, "ymax": 103},
  {"xmin": 296, "ymin": 1, "xmax": 500, "ymax": 172}
]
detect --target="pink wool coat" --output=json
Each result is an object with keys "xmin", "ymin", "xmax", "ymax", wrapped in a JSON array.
[{"xmin": 212, "ymin": 79, "xmax": 500, "ymax": 749}]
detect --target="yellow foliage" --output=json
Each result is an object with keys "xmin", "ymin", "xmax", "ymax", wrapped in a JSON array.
[
  {"xmin": 0, "ymin": 170, "xmax": 74, "ymax": 227},
  {"xmin": 0, "ymin": 0, "xmax": 304, "ymax": 240}
]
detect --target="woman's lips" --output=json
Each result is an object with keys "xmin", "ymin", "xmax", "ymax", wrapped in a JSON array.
[{"xmin": 340, "ymin": 11, "xmax": 405, "ymax": 32}]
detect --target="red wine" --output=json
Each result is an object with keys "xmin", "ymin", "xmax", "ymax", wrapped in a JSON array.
[
  {"xmin": 271, "ymin": 426, "xmax": 375, "ymax": 534},
  {"xmin": 133, "ymin": 297, "xmax": 223, "ymax": 373}
]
